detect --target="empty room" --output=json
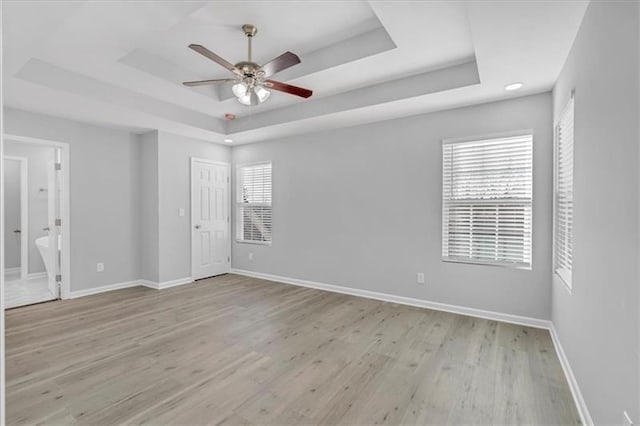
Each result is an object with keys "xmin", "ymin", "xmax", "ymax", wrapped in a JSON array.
[{"xmin": 0, "ymin": 0, "xmax": 638, "ymax": 425}]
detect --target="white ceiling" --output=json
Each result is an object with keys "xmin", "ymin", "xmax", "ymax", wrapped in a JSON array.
[{"xmin": 3, "ymin": 0, "xmax": 588, "ymax": 144}]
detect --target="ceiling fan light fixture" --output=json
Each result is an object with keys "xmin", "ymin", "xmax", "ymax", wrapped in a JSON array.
[
  {"xmin": 236, "ymin": 86, "xmax": 270, "ymax": 106},
  {"xmin": 232, "ymin": 82, "xmax": 248, "ymax": 97},
  {"xmin": 237, "ymin": 92, "xmax": 252, "ymax": 106},
  {"xmin": 255, "ymin": 86, "xmax": 271, "ymax": 102}
]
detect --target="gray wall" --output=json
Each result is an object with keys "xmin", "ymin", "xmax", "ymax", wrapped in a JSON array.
[
  {"xmin": 552, "ymin": 1, "xmax": 640, "ymax": 423},
  {"xmin": 4, "ymin": 142, "xmax": 55, "ymax": 274},
  {"xmin": 139, "ymin": 131, "xmax": 159, "ymax": 283},
  {"xmin": 157, "ymin": 131, "xmax": 230, "ymax": 282},
  {"xmin": 4, "ymin": 108, "xmax": 141, "ymax": 291},
  {"xmin": 4, "ymin": 109, "xmax": 231, "ymax": 290},
  {"xmin": 3, "ymin": 159, "xmax": 21, "ymax": 269},
  {"xmin": 232, "ymin": 93, "xmax": 553, "ymax": 320}
]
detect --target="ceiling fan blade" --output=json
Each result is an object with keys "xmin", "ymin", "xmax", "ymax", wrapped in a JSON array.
[
  {"xmin": 265, "ymin": 80, "xmax": 312, "ymax": 98},
  {"xmin": 261, "ymin": 51, "xmax": 301, "ymax": 78},
  {"xmin": 188, "ymin": 44, "xmax": 242, "ymax": 76},
  {"xmin": 182, "ymin": 79, "xmax": 235, "ymax": 87}
]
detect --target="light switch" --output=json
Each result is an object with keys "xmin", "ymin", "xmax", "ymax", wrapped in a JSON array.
[{"xmin": 179, "ymin": 208, "xmax": 185, "ymax": 217}]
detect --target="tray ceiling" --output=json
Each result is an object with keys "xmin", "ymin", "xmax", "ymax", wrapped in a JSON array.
[{"xmin": 3, "ymin": 1, "xmax": 588, "ymax": 144}]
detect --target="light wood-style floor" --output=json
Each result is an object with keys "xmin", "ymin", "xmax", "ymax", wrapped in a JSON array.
[{"xmin": 6, "ymin": 274, "xmax": 580, "ymax": 425}]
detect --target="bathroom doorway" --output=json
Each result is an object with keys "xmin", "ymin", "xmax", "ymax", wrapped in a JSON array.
[{"xmin": 3, "ymin": 135, "xmax": 70, "ymax": 308}]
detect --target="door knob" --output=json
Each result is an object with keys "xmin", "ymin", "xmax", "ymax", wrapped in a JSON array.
[{"xmin": 194, "ymin": 225, "xmax": 201, "ymax": 229}]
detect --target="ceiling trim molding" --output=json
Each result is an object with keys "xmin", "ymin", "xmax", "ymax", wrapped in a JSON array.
[{"xmin": 228, "ymin": 59, "xmax": 480, "ymax": 134}]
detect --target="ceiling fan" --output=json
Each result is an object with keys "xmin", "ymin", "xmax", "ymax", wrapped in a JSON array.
[{"xmin": 182, "ymin": 24, "xmax": 312, "ymax": 106}]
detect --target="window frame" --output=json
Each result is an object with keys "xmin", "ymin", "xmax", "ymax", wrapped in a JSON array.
[
  {"xmin": 553, "ymin": 93, "xmax": 575, "ymax": 291},
  {"xmin": 235, "ymin": 161, "xmax": 273, "ymax": 245},
  {"xmin": 441, "ymin": 132, "xmax": 534, "ymax": 270}
]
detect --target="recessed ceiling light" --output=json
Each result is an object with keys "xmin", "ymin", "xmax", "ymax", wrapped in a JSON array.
[
  {"xmin": 224, "ymin": 138, "xmax": 233, "ymax": 143},
  {"xmin": 505, "ymin": 82, "xmax": 524, "ymax": 91}
]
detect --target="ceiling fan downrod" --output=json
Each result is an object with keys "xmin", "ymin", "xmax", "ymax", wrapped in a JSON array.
[{"xmin": 242, "ymin": 24, "xmax": 257, "ymax": 63}]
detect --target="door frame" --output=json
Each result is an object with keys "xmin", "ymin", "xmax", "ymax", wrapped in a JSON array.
[
  {"xmin": 190, "ymin": 157, "xmax": 231, "ymax": 279},
  {"xmin": 4, "ymin": 134, "xmax": 71, "ymax": 300},
  {"xmin": 3, "ymin": 156, "xmax": 28, "ymax": 280}
]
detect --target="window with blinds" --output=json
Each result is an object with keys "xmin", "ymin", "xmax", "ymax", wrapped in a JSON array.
[
  {"xmin": 554, "ymin": 95, "xmax": 574, "ymax": 287},
  {"xmin": 237, "ymin": 162, "xmax": 272, "ymax": 243},
  {"xmin": 442, "ymin": 134, "xmax": 533, "ymax": 268}
]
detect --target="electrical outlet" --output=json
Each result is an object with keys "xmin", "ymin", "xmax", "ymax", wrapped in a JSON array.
[
  {"xmin": 623, "ymin": 411, "xmax": 633, "ymax": 426},
  {"xmin": 97, "ymin": 262, "xmax": 104, "ymax": 272},
  {"xmin": 248, "ymin": 252, "xmax": 254, "ymax": 261},
  {"xmin": 417, "ymin": 272, "xmax": 425, "ymax": 284}
]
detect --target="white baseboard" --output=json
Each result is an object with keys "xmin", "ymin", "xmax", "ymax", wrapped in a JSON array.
[
  {"xmin": 68, "ymin": 276, "xmax": 194, "ymax": 298},
  {"xmin": 230, "ymin": 269, "xmax": 551, "ymax": 329},
  {"xmin": 28, "ymin": 272, "xmax": 47, "ymax": 279},
  {"xmin": 67, "ymin": 280, "xmax": 141, "ymax": 299},
  {"xmin": 5, "ymin": 267, "xmax": 20, "ymax": 274},
  {"xmin": 549, "ymin": 324, "xmax": 593, "ymax": 425},
  {"xmin": 140, "ymin": 277, "xmax": 193, "ymax": 290},
  {"xmin": 139, "ymin": 280, "xmax": 159, "ymax": 290}
]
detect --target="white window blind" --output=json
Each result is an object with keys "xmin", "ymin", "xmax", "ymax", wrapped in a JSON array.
[
  {"xmin": 442, "ymin": 135, "xmax": 533, "ymax": 268},
  {"xmin": 237, "ymin": 162, "xmax": 272, "ymax": 243},
  {"xmin": 554, "ymin": 95, "xmax": 574, "ymax": 287}
]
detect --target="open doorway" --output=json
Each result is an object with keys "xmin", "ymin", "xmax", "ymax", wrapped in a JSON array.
[{"xmin": 3, "ymin": 135, "xmax": 70, "ymax": 308}]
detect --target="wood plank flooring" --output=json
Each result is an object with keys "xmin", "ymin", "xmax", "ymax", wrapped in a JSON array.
[{"xmin": 5, "ymin": 274, "xmax": 581, "ymax": 425}]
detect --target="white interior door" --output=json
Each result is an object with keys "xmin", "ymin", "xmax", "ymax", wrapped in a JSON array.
[{"xmin": 191, "ymin": 159, "xmax": 230, "ymax": 279}]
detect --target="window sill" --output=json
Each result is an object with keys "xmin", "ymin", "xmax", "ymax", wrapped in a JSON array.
[
  {"xmin": 442, "ymin": 257, "xmax": 532, "ymax": 271},
  {"xmin": 236, "ymin": 239, "xmax": 272, "ymax": 246}
]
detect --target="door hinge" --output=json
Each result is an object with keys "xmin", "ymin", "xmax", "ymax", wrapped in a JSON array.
[
  {"xmin": 227, "ymin": 176, "xmax": 230, "ymax": 183},
  {"xmin": 55, "ymin": 218, "xmax": 62, "ymax": 226},
  {"xmin": 55, "ymin": 162, "xmax": 62, "ymax": 171},
  {"xmin": 55, "ymin": 274, "xmax": 62, "ymax": 282},
  {"xmin": 227, "ymin": 256, "xmax": 230, "ymax": 263}
]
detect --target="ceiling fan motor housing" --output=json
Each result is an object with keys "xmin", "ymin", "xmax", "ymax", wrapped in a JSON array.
[{"xmin": 234, "ymin": 61, "xmax": 263, "ymax": 77}]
